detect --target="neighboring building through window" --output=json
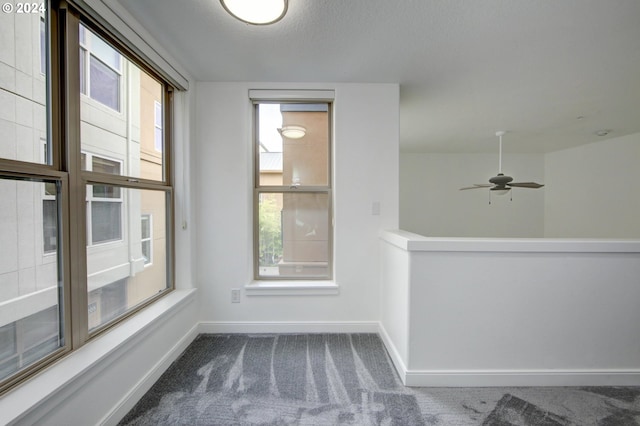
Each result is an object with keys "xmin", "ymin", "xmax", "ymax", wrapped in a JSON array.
[
  {"xmin": 253, "ymin": 96, "xmax": 333, "ymax": 280},
  {"xmin": 83, "ymin": 154, "xmax": 123, "ymax": 245},
  {"xmin": 40, "ymin": 17, "xmax": 46, "ymax": 75},
  {"xmin": 0, "ymin": 307, "xmax": 60, "ymax": 381},
  {"xmin": 154, "ymin": 101, "xmax": 163, "ymax": 152},
  {"xmin": 141, "ymin": 214, "xmax": 152, "ymax": 265},
  {"xmin": 43, "ymin": 183, "xmax": 58, "ymax": 253},
  {"xmin": 42, "ymin": 140, "xmax": 57, "ymax": 254},
  {"xmin": 79, "ymin": 23, "xmax": 122, "ymax": 111}
]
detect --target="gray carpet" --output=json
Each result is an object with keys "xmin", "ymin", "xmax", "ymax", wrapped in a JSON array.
[{"xmin": 119, "ymin": 334, "xmax": 640, "ymax": 425}]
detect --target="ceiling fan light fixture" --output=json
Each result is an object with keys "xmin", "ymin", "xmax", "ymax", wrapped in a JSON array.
[
  {"xmin": 491, "ymin": 188, "xmax": 511, "ymax": 196},
  {"xmin": 278, "ymin": 125, "xmax": 306, "ymax": 139},
  {"xmin": 220, "ymin": 0, "xmax": 288, "ymax": 25},
  {"xmin": 460, "ymin": 131, "xmax": 544, "ymax": 194}
]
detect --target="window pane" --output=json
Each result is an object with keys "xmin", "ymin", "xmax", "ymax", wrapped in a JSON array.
[
  {"xmin": 0, "ymin": 12, "xmax": 48, "ymax": 164},
  {"xmin": 39, "ymin": 18, "xmax": 46, "ymax": 75},
  {"xmin": 89, "ymin": 56, "xmax": 119, "ymax": 110},
  {"xmin": 91, "ymin": 200, "xmax": 122, "ymax": 244},
  {"xmin": 258, "ymin": 192, "xmax": 330, "ymax": 278},
  {"xmin": 92, "ymin": 185, "xmax": 121, "ymax": 199},
  {"xmin": 79, "ymin": 48, "xmax": 87, "ymax": 95},
  {"xmin": 0, "ymin": 178, "xmax": 63, "ymax": 382},
  {"xmin": 43, "ymin": 199, "xmax": 57, "ymax": 253},
  {"xmin": 87, "ymin": 188, "xmax": 168, "ymax": 331},
  {"xmin": 21, "ymin": 306, "xmax": 59, "ymax": 362},
  {"xmin": 141, "ymin": 214, "xmax": 151, "ymax": 265},
  {"xmin": 258, "ymin": 103, "xmax": 329, "ymax": 187},
  {"xmin": 141, "ymin": 241, "xmax": 151, "ymax": 265},
  {"xmin": 92, "ymin": 155, "xmax": 121, "ymax": 175},
  {"xmin": 141, "ymin": 215, "xmax": 150, "ymax": 239},
  {"xmin": 80, "ymin": 25, "xmax": 165, "ymax": 181},
  {"xmin": 154, "ymin": 101, "xmax": 162, "ymax": 152},
  {"xmin": 89, "ymin": 32, "xmax": 121, "ymax": 71},
  {"xmin": 154, "ymin": 101, "xmax": 162, "ymax": 126}
]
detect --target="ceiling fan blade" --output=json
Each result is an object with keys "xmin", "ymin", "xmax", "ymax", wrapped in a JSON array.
[
  {"xmin": 508, "ymin": 182, "xmax": 545, "ymax": 188},
  {"xmin": 460, "ymin": 184, "xmax": 492, "ymax": 190}
]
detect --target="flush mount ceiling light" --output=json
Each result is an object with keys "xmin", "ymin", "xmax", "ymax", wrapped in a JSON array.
[
  {"xmin": 220, "ymin": 0, "xmax": 288, "ymax": 25},
  {"xmin": 594, "ymin": 129, "xmax": 612, "ymax": 137},
  {"xmin": 278, "ymin": 125, "xmax": 306, "ymax": 139}
]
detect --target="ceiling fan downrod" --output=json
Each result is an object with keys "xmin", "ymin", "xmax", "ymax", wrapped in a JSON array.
[{"xmin": 496, "ymin": 130, "xmax": 506, "ymax": 175}]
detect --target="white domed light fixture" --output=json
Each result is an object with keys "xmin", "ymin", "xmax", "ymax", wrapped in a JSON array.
[
  {"xmin": 490, "ymin": 187, "xmax": 511, "ymax": 196},
  {"xmin": 277, "ymin": 125, "xmax": 306, "ymax": 139},
  {"xmin": 220, "ymin": 0, "xmax": 288, "ymax": 25}
]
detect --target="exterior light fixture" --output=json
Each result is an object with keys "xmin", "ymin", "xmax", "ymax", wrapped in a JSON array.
[
  {"xmin": 220, "ymin": 0, "xmax": 288, "ymax": 25},
  {"xmin": 278, "ymin": 125, "xmax": 306, "ymax": 139}
]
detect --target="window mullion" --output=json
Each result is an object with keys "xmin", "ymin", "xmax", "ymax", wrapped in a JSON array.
[{"xmin": 61, "ymin": 5, "xmax": 90, "ymax": 348}]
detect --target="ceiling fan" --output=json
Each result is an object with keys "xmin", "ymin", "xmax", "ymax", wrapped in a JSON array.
[{"xmin": 460, "ymin": 131, "xmax": 544, "ymax": 194}]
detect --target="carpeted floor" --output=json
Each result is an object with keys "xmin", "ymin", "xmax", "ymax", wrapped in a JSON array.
[{"xmin": 119, "ymin": 334, "xmax": 640, "ymax": 425}]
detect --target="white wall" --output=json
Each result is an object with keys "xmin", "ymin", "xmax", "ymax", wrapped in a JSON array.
[
  {"xmin": 195, "ymin": 82, "xmax": 399, "ymax": 328},
  {"xmin": 544, "ymin": 132, "xmax": 640, "ymax": 237},
  {"xmin": 380, "ymin": 230, "xmax": 640, "ymax": 387},
  {"xmin": 400, "ymin": 152, "xmax": 545, "ymax": 237},
  {"xmin": 401, "ymin": 132, "xmax": 640, "ymax": 238}
]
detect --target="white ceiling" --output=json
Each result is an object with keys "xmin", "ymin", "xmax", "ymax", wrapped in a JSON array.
[{"xmin": 118, "ymin": 0, "xmax": 640, "ymax": 153}]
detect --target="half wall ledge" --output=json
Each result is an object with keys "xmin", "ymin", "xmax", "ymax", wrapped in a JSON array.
[{"xmin": 379, "ymin": 229, "xmax": 640, "ymax": 387}]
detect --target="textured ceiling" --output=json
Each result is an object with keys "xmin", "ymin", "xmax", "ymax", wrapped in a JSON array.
[{"xmin": 117, "ymin": 0, "xmax": 640, "ymax": 153}]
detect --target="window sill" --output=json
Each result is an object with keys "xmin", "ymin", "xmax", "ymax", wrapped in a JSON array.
[
  {"xmin": 0, "ymin": 288, "xmax": 197, "ymax": 425},
  {"xmin": 245, "ymin": 281, "xmax": 339, "ymax": 296}
]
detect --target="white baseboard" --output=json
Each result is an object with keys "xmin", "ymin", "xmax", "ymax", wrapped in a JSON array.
[
  {"xmin": 377, "ymin": 323, "xmax": 409, "ymax": 386},
  {"xmin": 376, "ymin": 323, "xmax": 640, "ymax": 387},
  {"xmin": 403, "ymin": 369, "xmax": 640, "ymax": 387},
  {"xmin": 100, "ymin": 322, "xmax": 199, "ymax": 426},
  {"xmin": 198, "ymin": 321, "xmax": 379, "ymax": 334}
]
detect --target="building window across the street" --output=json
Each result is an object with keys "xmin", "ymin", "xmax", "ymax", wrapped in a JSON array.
[
  {"xmin": 79, "ymin": 23, "xmax": 122, "ymax": 111},
  {"xmin": 84, "ymin": 154, "xmax": 123, "ymax": 245},
  {"xmin": 154, "ymin": 101, "xmax": 163, "ymax": 152},
  {"xmin": 141, "ymin": 214, "xmax": 152, "ymax": 265}
]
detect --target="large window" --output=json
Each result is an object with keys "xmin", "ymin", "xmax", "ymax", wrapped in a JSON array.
[
  {"xmin": 253, "ymin": 97, "xmax": 333, "ymax": 280},
  {"xmin": 0, "ymin": 2, "xmax": 174, "ymax": 394}
]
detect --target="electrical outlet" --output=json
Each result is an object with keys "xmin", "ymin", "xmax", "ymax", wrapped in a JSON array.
[
  {"xmin": 372, "ymin": 201, "xmax": 381, "ymax": 216},
  {"xmin": 231, "ymin": 288, "xmax": 241, "ymax": 303}
]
